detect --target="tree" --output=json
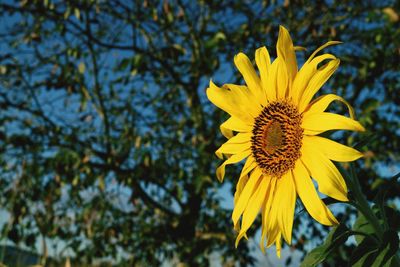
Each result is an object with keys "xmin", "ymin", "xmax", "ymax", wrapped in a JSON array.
[{"xmin": 0, "ymin": 0, "xmax": 399, "ymax": 266}]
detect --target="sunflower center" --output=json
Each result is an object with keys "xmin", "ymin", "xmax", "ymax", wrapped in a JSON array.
[
  {"xmin": 263, "ymin": 121, "xmax": 283, "ymax": 154},
  {"xmin": 251, "ymin": 100, "xmax": 303, "ymax": 178}
]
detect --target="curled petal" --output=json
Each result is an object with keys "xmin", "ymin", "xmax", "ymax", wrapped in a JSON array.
[
  {"xmin": 216, "ymin": 149, "xmax": 251, "ymax": 182},
  {"xmin": 302, "ymin": 112, "xmax": 365, "ymax": 135},
  {"xmin": 293, "ymin": 160, "xmax": 338, "ymax": 225}
]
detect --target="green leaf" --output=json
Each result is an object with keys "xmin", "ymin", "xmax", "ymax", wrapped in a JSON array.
[
  {"xmin": 350, "ymin": 230, "xmax": 399, "ymax": 267},
  {"xmin": 383, "ymin": 206, "xmax": 400, "ymax": 231},
  {"xmin": 373, "ymin": 230, "xmax": 399, "ymax": 267},
  {"xmin": 353, "ymin": 210, "xmax": 375, "ymax": 244},
  {"xmin": 300, "ymin": 224, "xmax": 351, "ymax": 267},
  {"xmin": 350, "ymin": 235, "xmax": 379, "ymax": 267},
  {"xmin": 353, "ymin": 205, "xmax": 400, "ymax": 244}
]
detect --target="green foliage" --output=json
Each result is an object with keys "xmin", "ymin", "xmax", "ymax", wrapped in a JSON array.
[
  {"xmin": 351, "ymin": 204, "xmax": 400, "ymax": 267},
  {"xmin": 350, "ymin": 230, "xmax": 399, "ymax": 267},
  {"xmin": 0, "ymin": 0, "xmax": 399, "ymax": 266},
  {"xmin": 302, "ymin": 204, "xmax": 400, "ymax": 267}
]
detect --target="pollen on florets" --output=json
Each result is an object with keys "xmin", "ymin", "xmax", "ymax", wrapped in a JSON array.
[{"xmin": 251, "ymin": 100, "xmax": 303, "ymax": 178}]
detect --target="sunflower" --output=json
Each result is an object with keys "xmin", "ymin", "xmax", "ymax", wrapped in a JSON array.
[{"xmin": 206, "ymin": 26, "xmax": 365, "ymax": 257}]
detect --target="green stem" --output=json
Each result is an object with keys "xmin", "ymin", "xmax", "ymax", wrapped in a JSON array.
[{"xmin": 346, "ymin": 164, "xmax": 383, "ymax": 238}]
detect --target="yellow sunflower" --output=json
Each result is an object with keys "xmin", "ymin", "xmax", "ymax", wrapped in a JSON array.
[{"xmin": 206, "ymin": 26, "xmax": 365, "ymax": 257}]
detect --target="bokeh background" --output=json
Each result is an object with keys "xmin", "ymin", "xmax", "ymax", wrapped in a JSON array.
[{"xmin": 0, "ymin": 0, "xmax": 399, "ymax": 266}]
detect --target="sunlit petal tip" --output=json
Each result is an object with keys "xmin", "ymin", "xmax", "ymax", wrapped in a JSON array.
[
  {"xmin": 275, "ymin": 233, "xmax": 282, "ymax": 258},
  {"xmin": 220, "ymin": 127, "xmax": 234, "ymax": 139},
  {"xmin": 276, "ymin": 25, "xmax": 297, "ymax": 86},
  {"xmin": 206, "ymin": 80, "xmax": 219, "ymax": 100},
  {"xmin": 255, "ymin": 46, "xmax": 271, "ymax": 67},
  {"xmin": 208, "ymin": 79, "xmax": 218, "ymax": 90},
  {"xmin": 350, "ymin": 120, "xmax": 366, "ymax": 132},
  {"xmin": 216, "ymin": 165, "xmax": 225, "ymax": 183},
  {"xmin": 329, "ymin": 216, "xmax": 340, "ymax": 226},
  {"xmin": 235, "ymin": 232, "xmax": 246, "ymax": 248},
  {"xmin": 234, "ymin": 238, "xmax": 240, "ymax": 248},
  {"xmin": 207, "ymin": 79, "xmax": 226, "ymax": 93},
  {"xmin": 260, "ymin": 245, "xmax": 266, "ymax": 255},
  {"xmin": 234, "ymin": 52, "xmax": 259, "ymax": 82},
  {"xmin": 278, "ymin": 29, "xmax": 293, "ymax": 54},
  {"xmin": 234, "ymin": 52, "xmax": 250, "ymax": 67},
  {"xmin": 341, "ymin": 194, "xmax": 349, "ymax": 203},
  {"xmin": 294, "ymin": 46, "xmax": 307, "ymax": 51},
  {"xmin": 276, "ymin": 248, "xmax": 281, "ymax": 258},
  {"xmin": 306, "ymin": 41, "xmax": 342, "ymax": 63},
  {"xmin": 215, "ymin": 150, "xmax": 223, "ymax": 159},
  {"xmin": 256, "ymin": 45, "xmax": 268, "ymax": 53},
  {"xmin": 278, "ymin": 25, "xmax": 289, "ymax": 35},
  {"xmin": 259, "ymin": 237, "xmax": 266, "ymax": 254}
]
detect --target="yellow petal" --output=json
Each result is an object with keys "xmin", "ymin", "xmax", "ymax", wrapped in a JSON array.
[
  {"xmin": 265, "ymin": 59, "xmax": 279, "ymax": 101},
  {"xmin": 234, "ymin": 175, "xmax": 250, "ymax": 233},
  {"xmin": 234, "ymin": 177, "xmax": 250, "ymax": 232},
  {"xmin": 266, "ymin": 217, "xmax": 280, "ymax": 248},
  {"xmin": 277, "ymin": 25, "xmax": 297, "ymax": 84},
  {"xmin": 305, "ymin": 93, "xmax": 355, "ymax": 119},
  {"xmin": 255, "ymin": 46, "xmax": 272, "ymax": 102},
  {"xmin": 304, "ymin": 136, "xmax": 363, "ymax": 162},
  {"xmin": 239, "ymin": 156, "xmax": 257, "ymax": 182},
  {"xmin": 206, "ymin": 80, "xmax": 257, "ymax": 124},
  {"xmin": 233, "ymin": 168, "xmax": 250, "ymax": 232},
  {"xmin": 301, "ymin": 140, "xmax": 348, "ymax": 201},
  {"xmin": 277, "ymin": 172, "xmax": 296, "ymax": 244},
  {"xmin": 220, "ymin": 116, "xmax": 253, "ymax": 134},
  {"xmin": 215, "ymin": 132, "xmax": 252, "ymax": 159},
  {"xmin": 292, "ymin": 54, "xmax": 336, "ymax": 104},
  {"xmin": 294, "ymin": 46, "xmax": 307, "ymax": 51},
  {"xmin": 302, "ymin": 112, "xmax": 365, "ymax": 135},
  {"xmin": 293, "ymin": 160, "xmax": 338, "ymax": 225},
  {"xmin": 216, "ymin": 149, "xmax": 251, "ymax": 182},
  {"xmin": 232, "ymin": 167, "xmax": 262, "ymax": 226},
  {"xmin": 223, "ymin": 83, "xmax": 263, "ymax": 117},
  {"xmin": 276, "ymin": 58, "xmax": 289, "ymax": 99},
  {"xmin": 235, "ymin": 176, "xmax": 269, "ymax": 247},
  {"xmin": 220, "ymin": 127, "xmax": 233, "ymax": 139},
  {"xmin": 298, "ymin": 58, "xmax": 340, "ymax": 112},
  {"xmin": 234, "ymin": 53, "xmax": 266, "ymax": 105},
  {"xmin": 275, "ymin": 232, "xmax": 282, "ymax": 258},
  {"xmin": 306, "ymin": 41, "xmax": 342, "ymax": 64},
  {"xmin": 259, "ymin": 176, "xmax": 277, "ymax": 253},
  {"xmin": 234, "ymin": 157, "xmax": 257, "ymax": 220},
  {"xmin": 266, "ymin": 177, "xmax": 286, "ymax": 247}
]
